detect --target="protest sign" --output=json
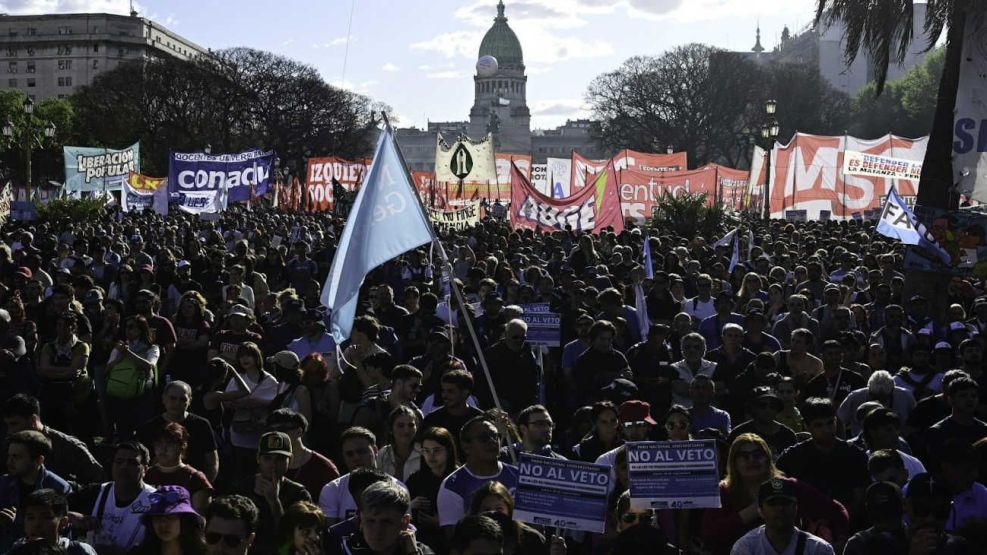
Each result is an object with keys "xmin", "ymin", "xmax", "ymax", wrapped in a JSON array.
[
  {"xmin": 627, "ymin": 440, "xmax": 721, "ymax": 510},
  {"xmin": 168, "ymin": 149, "xmax": 274, "ymax": 203},
  {"xmin": 519, "ymin": 303, "xmax": 561, "ymax": 347},
  {"xmin": 514, "ymin": 454, "xmax": 611, "ymax": 533},
  {"xmin": 903, "ymin": 206, "xmax": 987, "ymax": 276},
  {"xmin": 511, "ymin": 161, "xmax": 623, "ymax": 234},
  {"xmin": 306, "ymin": 156, "xmax": 370, "ymax": 212},
  {"xmin": 954, "ymin": 15, "xmax": 987, "ymax": 202},
  {"xmin": 843, "ymin": 150, "xmax": 923, "ymax": 181},
  {"xmin": 426, "ymin": 202, "xmax": 480, "ymax": 233},
  {"xmin": 122, "ymin": 172, "xmax": 168, "ymax": 215},
  {"xmin": 63, "ymin": 143, "xmax": 140, "ymax": 192}
]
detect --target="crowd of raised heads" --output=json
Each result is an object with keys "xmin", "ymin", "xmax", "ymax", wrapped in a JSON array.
[{"xmin": 0, "ymin": 204, "xmax": 982, "ymax": 555}]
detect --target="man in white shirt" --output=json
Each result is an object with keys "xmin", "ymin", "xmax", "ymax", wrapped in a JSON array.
[
  {"xmin": 731, "ymin": 478, "xmax": 834, "ymax": 555},
  {"xmin": 70, "ymin": 441, "xmax": 156, "ymax": 555},
  {"xmin": 684, "ymin": 274, "xmax": 716, "ymax": 326}
]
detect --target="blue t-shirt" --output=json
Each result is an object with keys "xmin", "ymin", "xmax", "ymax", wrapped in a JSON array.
[{"xmin": 437, "ymin": 463, "xmax": 518, "ymax": 526}]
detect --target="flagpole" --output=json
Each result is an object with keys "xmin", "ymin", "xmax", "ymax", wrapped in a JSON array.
[{"xmin": 381, "ymin": 114, "xmax": 513, "ymax": 440}]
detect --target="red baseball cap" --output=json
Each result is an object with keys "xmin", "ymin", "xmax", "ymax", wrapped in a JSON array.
[{"xmin": 618, "ymin": 400, "xmax": 657, "ymax": 425}]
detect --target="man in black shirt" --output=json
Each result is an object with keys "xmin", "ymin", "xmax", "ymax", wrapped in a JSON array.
[
  {"xmin": 728, "ymin": 387, "xmax": 797, "ymax": 459},
  {"xmin": 924, "ymin": 377, "xmax": 987, "ymax": 472},
  {"xmin": 803, "ymin": 340, "xmax": 865, "ymax": 406},
  {"xmin": 135, "ymin": 380, "xmax": 219, "ymax": 482},
  {"xmin": 777, "ymin": 397, "xmax": 869, "ymax": 511},
  {"xmin": 572, "ymin": 320, "xmax": 631, "ymax": 408},
  {"xmin": 422, "ymin": 370, "xmax": 483, "ymax": 452}
]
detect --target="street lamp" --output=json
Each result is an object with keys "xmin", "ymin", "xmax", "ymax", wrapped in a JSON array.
[
  {"xmin": 761, "ymin": 101, "xmax": 780, "ymax": 220},
  {"xmin": 6, "ymin": 98, "xmax": 56, "ymax": 200}
]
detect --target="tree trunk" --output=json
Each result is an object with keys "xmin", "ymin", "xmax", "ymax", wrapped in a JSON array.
[{"xmin": 916, "ymin": 1, "xmax": 967, "ymax": 209}]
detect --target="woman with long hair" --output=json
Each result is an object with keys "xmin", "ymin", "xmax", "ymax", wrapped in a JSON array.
[
  {"xmin": 275, "ymin": 501, "xmax": 325, "ymax": 555},
  {"xmin": 104, "ymin": 315, "xmax": 159, "ymax": 440},
  {"xmin": 470, "ymin": 481, "xmax": 552, "ymax": 555},
  {"xmin": 268, "ymin": 351, "xmax": 313, "ymax": 425},
  {"xmin": 376, "ymin": 405, "xmax": 423, "ymax": 482},
  {"xmin": 170, "ymin": 292, "xmax": 211, "ymax": 389},
  {"xmin": 406, "ymin": 427, "xmax": 459, "ymax": 554},
  {"xmin": 130, "ymin": 485, "xmax": 206, "ymax": 555},
  {"xmin": 699, "ymin": 433, "xmax": 849, "ymax": 555},
  {"xmin": 144, "ymin": 422, "xmax": 213, "ymax": 514},
  {"xmin": 737, "ymin": 273, "xmax": 768, "ymax": 306},
  {"xmin": 573, "ymin": 401, "xmax": 623, "ymax": 462}
]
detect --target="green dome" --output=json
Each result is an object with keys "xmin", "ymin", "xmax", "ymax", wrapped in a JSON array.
[{"xmin": 478, "ymin": 1, "xmax": 523, "ymax": 67}]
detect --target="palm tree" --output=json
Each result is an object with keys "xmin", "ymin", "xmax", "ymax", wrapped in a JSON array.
[{"xmin": 817, "ymin": 0, "xmax": 984, "ymax": 209}]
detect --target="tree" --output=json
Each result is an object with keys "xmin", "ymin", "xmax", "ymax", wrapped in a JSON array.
[
  {"xmin": 586, "ymin": 44, "xmax": 850, "ymax": 170},
  {"xmin": 847, "ymin": 47, "xmax": 945, "ymax": 138},
  {"xmin": 0, "ymin": 90, "xmax": 76, "ymax": 187},
  {"xmin": 71, "ymin": 49, "xmax": 383, "ymax": 176},
  {"xmin": 817, "ymin": 0, "xmax": 986, "ymax": 209}
]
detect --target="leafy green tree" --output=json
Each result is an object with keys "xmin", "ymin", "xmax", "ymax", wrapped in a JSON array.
[{"xmin": 848, "ymin": 47, "xmax": 945, "ymax": 138}]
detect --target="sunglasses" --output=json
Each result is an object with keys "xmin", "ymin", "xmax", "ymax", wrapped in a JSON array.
[
  {"xmin": 620, "ymin": 512, "xmax": 654, "ymax": 525},
  {"xmin": 205, "ymin": 532, "xmax": 246, "ymax": 547}
]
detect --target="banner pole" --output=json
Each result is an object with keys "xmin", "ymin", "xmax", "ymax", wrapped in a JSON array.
[
  {"xmin": 842, "ymin": 132, "xmax": 848, "ymax": 219},
  {"xmin": 382, "ymin": 115, "xmax": 513, "ymax": 454}
]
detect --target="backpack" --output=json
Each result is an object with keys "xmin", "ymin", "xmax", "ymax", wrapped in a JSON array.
[{"xmin": 105, "ymin": 347, "xmax": 155, "ymax": 400}]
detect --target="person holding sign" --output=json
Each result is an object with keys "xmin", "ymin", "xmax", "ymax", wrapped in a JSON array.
[{"xmin": 729, "ymin": 478, "xmax": 835, "ymax": 555}]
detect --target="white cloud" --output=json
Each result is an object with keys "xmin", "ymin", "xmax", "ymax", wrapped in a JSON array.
[
  {"xmin": 333, "ymin": 79, "xmax": 378, "ymax": 94},
  {"xmin": 0, "ymin": 0, "xmax": 133, "ymax": 14},
  {"xmin": 411, "ymin": 30, "xmax": 483, "ymax": 59},
  {"xmin": 529, "ymin": 98, "xmax": 593, "ymax": 129},
  {"xmin": 282, "ymin": 39, "xmax": 296, "ymax": 47},
  {"xmin": 381, "ymin": 62, "xmax": 399, "ymax": 72},
  {"xmin": 311, "ymin": 36, "xmax": 355, "ymax": 49}
]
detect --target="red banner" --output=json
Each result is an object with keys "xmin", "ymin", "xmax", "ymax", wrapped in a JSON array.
[
  {"xmin": 304, "ymin": 156, "xmax": 371, "ymax": 212},
  {"xmin": 618, "ymin": 167, "xmax": 716, "ymax": 222},
  {"xmin": 769, "ymin": 133, "xmax": 926, "ymax": 219},
  {"xmin": 572, "ymin": 149, "xmax": 689, "ymax": 191},
  {"xmin": 513, "ymin": 161, "xmax": 624, "ymax": 234},
  {"xmin": 495, "ymin": 153, "xmax": 532, "ymax": 184}
]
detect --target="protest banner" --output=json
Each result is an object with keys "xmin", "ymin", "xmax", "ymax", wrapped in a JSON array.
[
  {"xmin": 784, "ymin": 210, "xmax": 808, "ymax": 222},
  {"xmin": 626, "ymin": 440, "xmax": 722, "ymax": 510},
  {"xmin": 573, "ymin": 150, "xmax": 688, "ymax": 191},
  {"xmin": 570, "ymin": 151, "xmax": 609, "ymax": 191},
  {"xmin": 618, "ymin": 167, "xmax": 720, "ymax": 222},
  {"xmin": 63, "ymin": 143, "xmax": 140, "ymax": 192},
  {"xmin": 306, "ymin": 156, "xmax": 371, "ymax": 212},
  {"xmin": 954, "ymin": 15, "xmax": 987, "ymax": 202},
  {"xmin": 496, "ymin": 153, "xmax": 531, "ymax": 184},
  {"xmin": 769, "ymin": 133, "xmax": 927, "ymax": 220},
  {"xmin": 519, "ymin": 303, "xmax": 561, "ymax": 347},
  {"xmin": 531, "ymin": 164, "xmax": 549, "ymax": 195},
  {"xmin": 122, "ymin": 172, "xmax": 168, "ymax": 215},
  {"xmin": 168, "ymin": 149, "xmax": 274, "ymax": 203},
  {"xmin": 843, "ymin": 150, "xmax": 923, "ymax": 181},
  {"xmin": 426, "ymin": 202, "xmax": 480, "ymax": 233},
  {"xmin": 547, "ymin": 158, "xmax": 571, "ymax": 198},
  {"xmin": 511, "ymin": 160, "xmax": 624, "ymax": 234},
  {"xmin": 435, "ymin": 133, "xmax": 497, "ymax": 183},
  {"xmin": 903, "ymin": 206, "xmax": 987, "ymax": 276},
  {"xmin": 170, "ymin": 190, "xmax": 227, "ymax": 215},
  {"xmin": 514, "ymin": 454, "xmax": 611, "ymax": 533}
]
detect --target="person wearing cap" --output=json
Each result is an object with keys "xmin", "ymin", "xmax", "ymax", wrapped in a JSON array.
[
  {"xmin": 166, "ymin": 260, "xmax": 204, "ymax": 318},
  {"xmin": 267, "ymin": 408, "xmax": 340, "ymax": 500},
  {"xmin": 697, "ymin": 292, "xmax": 744, "ymax": 351},
  {"xmin": 267, "ymin": 349, "xmax": 313, "ymax": 424},
  {"xmin": 129, "ymin": 485, "xmax": 207, "ymax": 554},
  {"xmin": 595, "ymin": 399, "xmax": 657, "ymax": 490},
  {"xmin": 728, "ymin": 387, "xmax": 798, "ymax": 459},
  {"xmin": 932, "ymin": 340, "xmax": 956, "ymax": 374},
  {"xmin": 246, "ymin": 431, "xmax": 311, "ymax": 551},
  {"xmin": 802, "ymin": 340, "xmax": 866, "ymax": 407},
  {"xmin": 207, "ymin": 304, "xmax": 263, "ymax": 365},
  {"xmin": 841, "ymin": 481, "xmax": 908, "ymax": 555},
  {"xmin": 729, "ymin": 478, "xmax": 835, "ymax": 555},
  {"xmin": 771, "ymin": 294, "xmax": 820, "ymax": 351}
]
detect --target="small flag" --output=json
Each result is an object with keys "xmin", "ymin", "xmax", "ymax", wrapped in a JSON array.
[
  {"xmin": 642, "ymin": 233, "xmax": 654, "ymax": 280},
  {"xmin": 876, "ymin": 187, "xmax": 951, "ymax": 264}
]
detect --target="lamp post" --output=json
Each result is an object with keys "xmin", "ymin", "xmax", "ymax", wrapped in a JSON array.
[
  {"xmin": 3, "ymin": 98, "xmax": 56, "ymax": 201},
  {"xmin": 760, "ymin": 99, "xmax": 779, "ymax": 220}
]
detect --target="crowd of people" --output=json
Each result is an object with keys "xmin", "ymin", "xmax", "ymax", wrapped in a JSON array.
[{"xmin": 0, "ymin": 203, "xmax": 982, "ymax": 555}]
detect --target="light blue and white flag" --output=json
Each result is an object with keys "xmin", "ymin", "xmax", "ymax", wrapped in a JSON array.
[
  {"xmin": 321, "ymin": 126, "xmax": 434, "ymax": 342},
  {"xmin": 642, "ymin": 232, "xmax": 654, "ymax": 280},
  {"xmin": 875, "ymin": 187, "xmax": 951, "ymax": 264}
]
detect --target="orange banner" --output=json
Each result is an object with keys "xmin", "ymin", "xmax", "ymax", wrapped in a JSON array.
[{"xmin": 304, "ymin": 156, "xmax": 371, "ymax": 212}]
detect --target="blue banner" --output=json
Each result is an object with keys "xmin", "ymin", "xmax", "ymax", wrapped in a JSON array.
[
  {"xmin": 519, "ymin": 303, "xmax": 561, "ymax": 347},
  {"xmin": 63, "ymin": 143, "xmax": 140, "ymax": 192},
  {"xmin": 168, "ymin": 149, "xmax": 274, "ymax": 202},
  {"xmin": 627, "ymin": 440, "xmax": 721, "ymax": 510},
  {"xmin": 514, "ymin": 454, "xmax": 611, "ymax": 533}
]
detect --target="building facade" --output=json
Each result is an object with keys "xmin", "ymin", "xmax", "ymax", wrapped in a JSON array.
[
  {"xmin": 0, "ymin": 12, "xmax": 211, "ymax": 101},
  {"xmin": 396, "ymin": 1, "xmax": 604, "ymax": 172}
]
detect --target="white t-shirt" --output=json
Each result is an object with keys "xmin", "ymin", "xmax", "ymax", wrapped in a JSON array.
[
  {"xmin": 685, "ymin": 297, "xmax": 716, "ymax": 324},
  {"xmin": 437, "ymin": 463, "xmax": 519, "ymax": 527},
  {"xmin": 318, "ymin": 472, "xmax": 406, "ymax": 521},
  {"xmin": 225, "ymin": 371, "xmax": 278, "ymax": 449},
  {"xmin": 87, "ymin": 483, "xmax": 156, "ymax": 553}
]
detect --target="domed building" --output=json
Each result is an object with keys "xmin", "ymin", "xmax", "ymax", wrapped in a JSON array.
[{"xmin": 467, "ymin": 0, "xmax": 531, "ymax": 153}]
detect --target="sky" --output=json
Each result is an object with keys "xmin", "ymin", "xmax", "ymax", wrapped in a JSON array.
[{"xmin": 1, "ymin": 0, "xmax": 826, "ymax": 129}]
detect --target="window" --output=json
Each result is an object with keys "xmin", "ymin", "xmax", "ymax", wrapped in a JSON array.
[
  {"xmin": 26, "ymin": 62, "xmax": 35, "ymax": 74},
  {"xmin": 26, "ymin": 48, "xmax": 34, "ymax": 57},
  {"xmin": 26, "ymin": 78, "xmax": 35, "ymax": 88},
  {"xmin": 92, "ymin": 59, "xmax": 99, "ymax": 70},
  {"xmin": 4, "ymin": 49, "xmax": 15, "ymax": 57},
  {"xmin": 8, "ymin": 30, "xmax": 16, "ymax": 37},
  {"xmin": 58, "ymin": 59, "xmax": 72, "ymax": 70},
  {"xmin": 57, "ymin": 76, "xmax": 72, "ymax": 86},
  {"xmin": 7, "ymin": 62, "xmax": 15, "ymax": 73},
  {"xmin": 118, "ymin": 47, "xmax": 126, "ymax": 56},
  {"xmin": 57, "ymin": 26, "xmax": 72, "ymax": 35},
  {"xmin": 93, "ymin": 44, "xmax": 99, "ymax": 53},
  {"xmin": 57, "ymin": 45, "xmax": 72, "ymax": 55},
  {"xmin": 26, "ymin": 27, "xmax": 36, "ymax": 36},
  {"xmin": 7, "ymin": 79, "xmax": 15, "ymax": 87}
]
